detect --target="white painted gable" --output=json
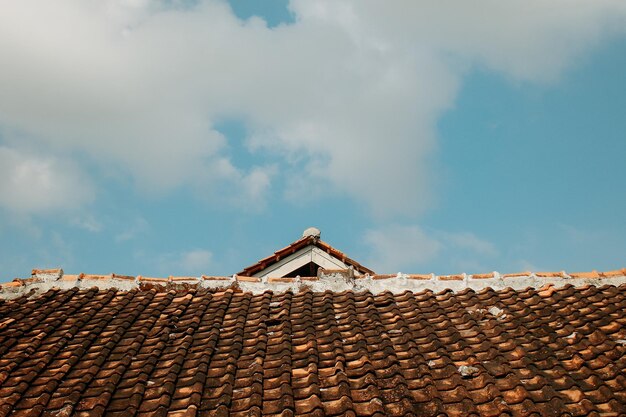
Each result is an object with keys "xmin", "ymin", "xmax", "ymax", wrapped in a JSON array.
[
  {"xmin": 237, "ymin": 227, "xmax": 374, "ymax": 279},
  {"xmin": 253, "ymin": 245, "xmax": 353, "ymax": 279}
]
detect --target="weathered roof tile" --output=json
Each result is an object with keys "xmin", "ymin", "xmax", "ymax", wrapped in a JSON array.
[{"xmin": 0, "ymin": 280, "xmax": 625, "ymax": 416}]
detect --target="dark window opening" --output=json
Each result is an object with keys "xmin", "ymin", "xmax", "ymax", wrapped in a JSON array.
[{"xmin": 283, "ymin": 262, "xmax": 320, "ymax": 278}]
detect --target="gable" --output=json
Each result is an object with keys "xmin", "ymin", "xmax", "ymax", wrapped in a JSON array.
[
  {"xmin": 237, "ymin": 227, "xmax": 375, "ymax": 279},
  {"xmin": 251, "ymin": 245, "xmax": 352, "ymax": 278}
]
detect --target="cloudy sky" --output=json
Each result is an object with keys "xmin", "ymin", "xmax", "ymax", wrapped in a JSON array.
[{"xmin": 1, "ymin": 0, "xmax": 625, "ymax": 281}]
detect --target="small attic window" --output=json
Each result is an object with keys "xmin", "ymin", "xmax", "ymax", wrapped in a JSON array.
[{"xmin": 283, "ymin": 262, "xmax": 320, "ymax": 278}]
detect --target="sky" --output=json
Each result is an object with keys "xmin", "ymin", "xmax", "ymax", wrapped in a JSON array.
[{"xmin": 1, "ymin": 0, "xmax": 625, "ymax": 281}]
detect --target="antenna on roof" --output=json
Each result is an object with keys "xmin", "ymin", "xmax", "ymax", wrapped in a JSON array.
[{"xmin": 302, "ymin": 227, "xmax": 321, "ymax": 239}]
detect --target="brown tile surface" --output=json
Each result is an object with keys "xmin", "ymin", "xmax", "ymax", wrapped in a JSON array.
[{"xmin": 0, "ymin": 285, "xmax": 625, "ymax": 416}]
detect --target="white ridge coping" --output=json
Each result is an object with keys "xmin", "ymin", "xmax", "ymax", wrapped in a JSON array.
[{"xmin": 0, "ymin": 269, "xmax": 625, "ymax": 299}]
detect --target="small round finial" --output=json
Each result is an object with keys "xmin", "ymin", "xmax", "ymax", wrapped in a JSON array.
[{"xmin": 302, "ymin": 227, "xmax": 321, "ymax": 238}]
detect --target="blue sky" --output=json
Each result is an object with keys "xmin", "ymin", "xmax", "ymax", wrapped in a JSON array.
[{"xmin": 1, "ymin": 1, "xmax": 625, "ymax": 281}]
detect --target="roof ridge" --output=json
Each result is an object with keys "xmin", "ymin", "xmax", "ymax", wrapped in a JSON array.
[{"xmin": 1, "ymin": 267, "xmax": 625, "ymax": 299}]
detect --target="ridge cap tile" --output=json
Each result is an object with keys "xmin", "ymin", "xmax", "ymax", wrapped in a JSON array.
[
  {"xmin": 501, "ymin": 271, "xmax": 531, "ymax": 278},
  {"xmin": 201, "ymin": 275, "xmax": 231, "ymax": 281},
  {"xmin": 3, "ymin": 267, "xmax": 626, "ymax": 303},
  {"xmin": 470, "ymin": 272, "xmax": 495, "ymax": 279},
  {"xmin": 112, "ymin": 273, "xmax": 135, "ymax": 281},
  {"xmin": 406, "ymin": 273, "xmax": 432, "ymax": 280},
  {"xmin": 535, "ymin": 271, "xmax": 566, "ymax": 278},
  {"xmin": 438, "ymin": 274, "xmax": 464, "ymax": 281},
  {"xmin": 600, "ymin": 269, "xmax": 625, "ymax": 277}
]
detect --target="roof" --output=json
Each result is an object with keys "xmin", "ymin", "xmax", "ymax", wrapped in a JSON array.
[
  {"xmin": 0, "ymin": 283, "xmax": 625, "ymax": 416},
  {"xmin": 236, "ymin": 234, "xmax": 376, "ymax": 277}
]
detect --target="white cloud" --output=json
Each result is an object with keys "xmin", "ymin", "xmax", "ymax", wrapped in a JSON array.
[
  {"xmin": 364, "ymin": 224, "xmax": 498, "ymax": 273},
  {"xmin": 364, "ymin": 225, "xmax": 443, "ymax": 272},
  {"xmin": 157, "ymin": 248, "xmax": 213, "ymax": 275},
  {"xmin": 115, "ymin": 216, "xmax": 150, "ymax": 242},
  {"xmin": 198, "ymin": 159, "xmax": 277, "ymax": 207},
  {"xmin": 241, "ymin": 166, "xmax": 276, "ymax": 204},
  {"xmin": 0, "ymin": 146, "xmax": 94, "ymax": 213},
  {"xmin": 179, "ymin": 249, "xmax": 213, "ymax": 272},
  {"xmin": 72, "ymin": 214, "xmax": 103, "ymax": 233},
  {"xmin": 439, "ymin": 231, "xmax": 498, "ymax": 257},
  {"xmin": 0, "ymin": 1, "xmax": 625, "ymax": 215}
]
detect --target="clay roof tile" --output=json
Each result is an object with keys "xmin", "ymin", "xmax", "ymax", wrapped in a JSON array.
[{"xmin": 0, "ymin": 284, "xmax": 623, "ymax": 415}]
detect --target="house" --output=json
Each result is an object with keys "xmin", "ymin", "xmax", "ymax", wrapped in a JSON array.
[{"xmin": 0, "ymin": 228, "xmax": 625, "ymax": 416}]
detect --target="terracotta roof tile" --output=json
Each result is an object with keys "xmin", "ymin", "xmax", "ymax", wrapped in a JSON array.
[
  {"xmin": 0, "ymin": 281, "xmax": 23, "ymax": 289},
  {"xmin": 535, "ymin": 271, "xmax": 567, "ymax": 278},
  {"xmin": 81, "ymin": 274, "xmax": 113, "ymax": 281},
  {"xmin": 235, "ymin": 275, "xmax": 262, "ymax": 283},
  {"xmin": 406, "ymin": 273, "xmax": 432, "ymax": 280},
  {"xmin": 267, "ymin": 277, "xmax": 297, "ymax": 283},
  {"xmin": 52, "ymin": 275, "xmax": 78, "ymax": 285},
  {"xmin": 168, "ymin": 276, "xmax": 200, "ymax": 283},
  {"xmin": 600, "ymin": 269, "xmax": 626, "ymax": 278},
  {"xmin": 201, "ymin": 275, "xmax": 231, "ymax": 281},
  {"xmin": 371, "ymin": 274, "xmax": 396, "ymax": 280},
  {"xmin": 470, "ymin": 272, "xmax": 495, "ymax": 279},
  {"xmin": 111, "ymin": 274, "xmax": 135, "ymax": 281},
  {"xmin": 1, "ymin": 284, "xmax": 625, "ymax": 415},
  {"xmin": 569, "ymin": 270, "xmax": 600, "ymax": 279},
  {"xmin": 137, "ymin": 275, "xmax": 169, "ymax": 283},
  {"xmin": 438, "ymin": 274, "xmax": 464, "ymax": 281},
  {"xmin": 502, "ymin": 271, "xmax": 531, "ymax": 278}
]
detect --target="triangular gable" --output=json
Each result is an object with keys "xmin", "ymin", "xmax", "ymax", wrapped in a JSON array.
[{"xmin": 236, "ymin": 227, "xmax": 375, "ymax": 279}]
